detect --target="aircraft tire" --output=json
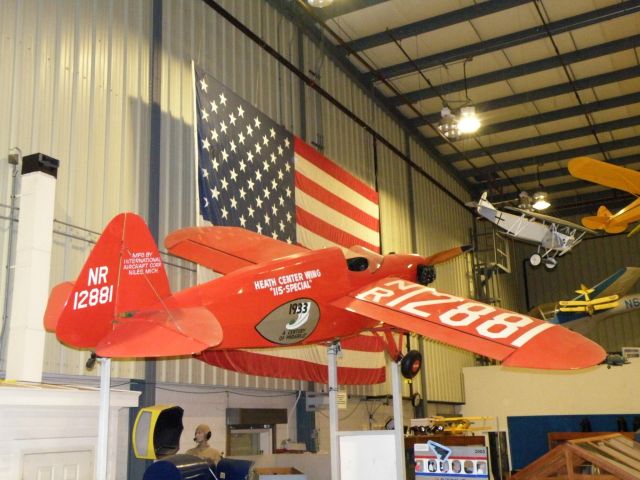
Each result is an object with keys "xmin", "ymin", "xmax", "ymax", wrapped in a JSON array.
[
  {"xmin": 529, "ymin": 253, "xmax": 542, "ymax": 266},
  {"xmin": 544, "ymin": 258, "xmax": 557, "ymax": 270}
]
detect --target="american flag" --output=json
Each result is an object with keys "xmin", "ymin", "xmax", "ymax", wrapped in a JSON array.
[
  {"xmin": 195, "ymin": 67, "xmax": 296, "ymax": 242},
  {"xmin": 193, "ymin": 66, "xmax": 385, "ymax": 384}
]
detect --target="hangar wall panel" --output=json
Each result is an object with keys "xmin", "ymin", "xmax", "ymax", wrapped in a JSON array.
[
  {"xmin": 516, "ymin": 232, "xmax": 640, "ymax": 352},
  {"xmin": 0, "ymin": 0, "xmax": 151, "ymax": 376}
]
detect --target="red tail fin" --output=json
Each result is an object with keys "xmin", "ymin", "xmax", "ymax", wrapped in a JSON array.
[{"xmin": 53, "ymin": 213, "xmax": 171, "ymax": 349}]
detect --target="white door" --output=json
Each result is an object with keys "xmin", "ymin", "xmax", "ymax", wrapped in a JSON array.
[{"xmin": 22, "ymin": 450, "xmax": 94, "ymax": 480}]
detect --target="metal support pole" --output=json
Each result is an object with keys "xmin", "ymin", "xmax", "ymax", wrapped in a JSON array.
[
  {"xmin": 328, "ymin": 341, "xmax": 340, "ymax": 480},
  {"xmin": 391, "ymin": 359, "xmax": 406, "ymax": 480},
  {"xmin": 96, "ymin": 357, "xmax": 111, "ymax": 480}
]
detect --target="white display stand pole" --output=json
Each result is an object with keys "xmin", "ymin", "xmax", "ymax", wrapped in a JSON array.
[
  {"xmin": 390, "ymin": 359, "xmax": 406, "ymax": 480},
  {"xmin": 328, "ymin": 342, "xmax": 340, "ymax": 480},
  {"xmin": 95, "ymin": 358, "xmax": 112, "ymax": 480}
]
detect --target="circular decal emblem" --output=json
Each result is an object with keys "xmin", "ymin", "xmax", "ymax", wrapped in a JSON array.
[{"xmin": 256, "ymin": 298, "xmax": 320, "ymax": 345}]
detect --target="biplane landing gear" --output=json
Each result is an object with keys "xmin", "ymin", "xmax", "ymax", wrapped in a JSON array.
[
  {"xmin": 544, "ymin": 257, "xmax": 557, "ymax": 270},
  {"xmin": 529, "ymin": 253, "xmax": 542, "ymax": 266}
]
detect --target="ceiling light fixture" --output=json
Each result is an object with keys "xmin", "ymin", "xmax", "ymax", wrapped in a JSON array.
[
  {"xmin": 307, "ymin": 0, "xmax": 334, "ymax": 7},
  {"xmin": 457, "ymin": 106, "xmax": 481, "ymax": 134},
  {"xmin": 438, "ymin": 106, "xmax": 459, "ymax": 139},
  {"xmin": 532, "ymin": 190, "xmax": 550, "ymax": 211}
]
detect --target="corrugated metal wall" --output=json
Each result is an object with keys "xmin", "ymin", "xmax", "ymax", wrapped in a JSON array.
[
  {"xmin": 0, "ymin": 0, "xmax": 152, "ymax": 378},
  {"xmin": 0, "ymin": 0, "xmax": 498, "ymax": 402}
]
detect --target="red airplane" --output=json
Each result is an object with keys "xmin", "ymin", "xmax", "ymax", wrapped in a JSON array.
[{"xmin": 44, "ymin": 213, "xmax": 605, "ymax": 370}]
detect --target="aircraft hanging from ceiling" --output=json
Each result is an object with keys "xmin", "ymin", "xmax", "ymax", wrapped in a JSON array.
[
  {"xmin": 44, "ymin": 212, "xmax": 605, "ymax": 371},
  {"xmin": 568, "ymin": 156, "xmax": 640, "ymax": 236},
  {"xmin": 469, "ymin": 192, "xmax": 597, "ymax": 270}
]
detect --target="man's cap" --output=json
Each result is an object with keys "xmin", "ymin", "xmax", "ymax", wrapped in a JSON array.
[{"xmin": 196, "ymin": 424, "xmax": 211, "ymax": 434}]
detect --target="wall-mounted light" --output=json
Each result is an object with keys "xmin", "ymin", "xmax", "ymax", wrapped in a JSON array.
[{"xmin": 307, "ymin": 0, "xmax": 334, "ymax": 7}]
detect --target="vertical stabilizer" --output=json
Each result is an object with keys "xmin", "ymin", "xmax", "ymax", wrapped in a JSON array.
[{"xmin": 53, "ymin": 213, "xmax": 171, "ymax": 349}]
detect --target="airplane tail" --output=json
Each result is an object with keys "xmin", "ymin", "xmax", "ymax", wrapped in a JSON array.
[
  {"xmin": 45, "ymin": 213, "xmax": 222, "ymax": 358},
  {"xmin": 581, "ymin": 206, "xmax": 626, "ymax": 233}
]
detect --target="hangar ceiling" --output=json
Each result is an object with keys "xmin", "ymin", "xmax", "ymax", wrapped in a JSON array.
[{"xmin": 270, "ymin": 0, "xmax": 640, "ymax": 216}]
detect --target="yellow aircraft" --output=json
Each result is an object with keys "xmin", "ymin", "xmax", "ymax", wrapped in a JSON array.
[
  {"xmin": 568, "ymin": 157, "xmax": 640, "ymax": 236},
  {"xmin": 410, "ymin": 416, "xmax": 494, "ymax": 435},
  {"xmin": 558, "ymin": 284, "xmax": 619, "ymax": 316}
]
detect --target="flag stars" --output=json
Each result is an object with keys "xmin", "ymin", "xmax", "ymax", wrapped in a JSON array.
[
  {"xmin": 237, "ymin": 105, "xmax": 245, "ymax": 118},
  {"xmin": 271, "ymin": 179, "xmax": 278, "ymax": 191},
  {"xmin": 271, "ymin": 204, "xmax": 278, "ymax": 216},
  {"xmin": 229, "ymin": 112, "xmax": 237, "ymax": 125},
  {"xmin": 211, "ymin": 158, "xmax": 219, "ymax": 171},
  {"xmin": 263, "ymin": 187, "xmax": 271, "ymax": 199},
  {"xmin": 239, "ymin": 159, "xmax": 247, "ymax": 172},
  {"xmin": 278, "ymin": 196, "xmax": 285, "ymax": 206},
  {"xmin": 221, "ymin": 149, "xmax": 229, "ymax": 162},
  {"xmin": 254, "ymin": 117, "xmax": 261, "ymax": 129},
  {"xmin": 255, "ymin": 170, "xmax": 263, "ymax": 182},
  {"xmin": 220, "ymin": 121, "xmax": 228, "ymax": 134},
  {"xmin": 277, "ymin": 145, "xmax": 283, "ymax": 156},
  {"xmin": 221, "ymin": 177, "xmax": 229, "ymax": 190},
  {"xmin": 211, "ymin": 187, "xmax": 220, "ymax": 200},
  {"xmin": 262, "ymin": 135, "xmax": 269, "ymax": 146},
  {"xmin": 203, "ymin": 197, "xmax": 209, "ymax": 208},
  {"xmin": 239, "ymin": 187, "xmax": 247, "ymax": 199},
  {"xmin": 219, "ymin": 92, "xmax": 227, "ymax": 106},
  {"xmin": 230, "ymin": 169, "xmax": 238, "ymax": 182},
  {"xmin": 270, "ymin": 153, "xmax": 277, "ymax": 164},
  {"xmin": 201, "ymin": 108, "xmax": 209, "ymax": 122},
  {"xmin": 230, "ymin": 197, "xmax": 238, "ymax": 209},
  {"xmin": 286, "ymin": 212, "xmax": 292, "ymax": 223},
  {"xmin": 279, "ymin": 220, "xmax": 285, "ymax": 232},
  {"xmin": 285, "ymin": 162, "xmax": 291, "ymax": 172},
  {"xmin": 210, "ymin": 100, "xmax": 218, "ymax": 113},
  {"xmin": 246, "ymin": 124, "xmax": 254, "ymax": 136},
  {"xmin": 270, "ymin": 127, "xmax": 276, "ymax": 139},
  {"xmin": 255, "ymin": 143, "xmax": 262, "ymax": 155},
  {"xmin": 220, "ymin": 206, "xmax": 229, "ymax": 219},
  {"xmin": 248, "ymin": 206, "xmax": 255, "ymax": 217},
  {"xmin": 201, "ymin": 168, "xmax": 209, "ymax": 179},
  {"xmin": 210, "ymin": 129, "xmax": 219, "ymax": 142},
  {"xmin": 239, "ymin": 215, "xmax": 247, "ymax": 227},
  {"xmin": 285, "ymin": 186, "xmax": 292, "ymax": 198},
  {"xmin": 238, "ymin": 132, "xmax": 245, "ymax": 144},
  {"xmin": 256, "ymin": 223, "xmax": 263, "ymax": 234},
  {"xmin": 202, "ymin": 138, "xmax": 211, "ymax": 151},
  {"xmin": 230, "ymin": 140, "xmax": 237, "ymax": 153},
  {"xmin": 264, "ymin": 213, "xmax": 271, "ymax": 225},
  {"xmin": 247, "ymin": 151, "xmax": 254, "ymax": 163},
  {"xmin": 256, "ymin": 197, "xmax": 263, "ymax": 209},
  {"xmin": 277, "ymin": 169, "xmax": 284, "ymax": 180},
  {"xmin": 271, "ymin": 231, "xmax": 279, "ymax": 240},
  {"xmin": 247, "ymin": 178, "xmax": 255, "ymax": 190},
  {"xmin": 284, "ymin": 138, "xmax": 290, "ymax": 148},
  {"xmin": 199, "ymin": 78, "xmax": 208, "ymax": 92},
  {"xmin": 262, "ymin": 160, "xmax": 270, "ymax": 172}
]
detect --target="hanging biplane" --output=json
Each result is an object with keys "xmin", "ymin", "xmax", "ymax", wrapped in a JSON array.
[
  {"xmin": 568, "ymin": 156, "xmax": 640, "ymax": 236},
  {"xmin": 44, "ymin": 212, "xmax": 605, "ymax": 370},
  {"xmin": 528, "ymin": 267, "xmax": 640, "ymax": 334},
  {"xmin": 470, "ymin": 192, "xmax": 597, "ymax": 270}
]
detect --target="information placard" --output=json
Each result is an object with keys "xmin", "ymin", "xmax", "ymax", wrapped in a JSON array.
[{"xmin": 414, "ymin": 442, "xmax": 489, "ymax": 479}]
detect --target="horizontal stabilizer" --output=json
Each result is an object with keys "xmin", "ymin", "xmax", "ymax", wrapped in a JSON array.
[
  {"xmin": 44, "ymin": 282, "xmax": 74, "ymax": 332},
  {"xmin": 96, "ymin": 306, "xmax": 222, "ymax": 357}
]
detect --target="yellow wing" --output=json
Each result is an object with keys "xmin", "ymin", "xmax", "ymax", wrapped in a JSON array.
[{"xmin": 568, "ymin": 157, "xmax": 640, "ymax": 195}]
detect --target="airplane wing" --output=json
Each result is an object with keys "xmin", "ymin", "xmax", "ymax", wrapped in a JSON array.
[
  {"xmin": 568, "ymin": 156, "xmax": 640, "ymax": 195},
  {"xmin": 332, "ymin": 278, "xmax": 605, "ymax": 369},
  {"xmin": 595, "ymin": 267, "xmax": 640, "ymax": 298},
  {"xmin": 165, "ymin": 226, "xmax": 308, "ymax": 274},
  {"xmin": 504, "ymin": 206, "xmax": 598, "ymax": 234}
]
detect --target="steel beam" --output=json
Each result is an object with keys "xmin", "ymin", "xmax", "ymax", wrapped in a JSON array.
[{"xmin": 314, "ymin": 0, "xmax": 387, "ymax": 20}]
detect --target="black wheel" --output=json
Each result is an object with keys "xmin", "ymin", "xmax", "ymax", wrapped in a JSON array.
[{"xmin": 400, "ymin": 350, "xmax": 422, "ymax": 379}]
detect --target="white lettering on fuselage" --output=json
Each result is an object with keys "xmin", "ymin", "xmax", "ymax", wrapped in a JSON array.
[{"xmin": 254, "ymin": 269, "xmax": 322, "ymax": 296}]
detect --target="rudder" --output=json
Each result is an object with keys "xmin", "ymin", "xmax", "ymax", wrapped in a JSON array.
[{"xmin": 52, "ymin": 213, "xmax": 171, "ymax": 349}]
